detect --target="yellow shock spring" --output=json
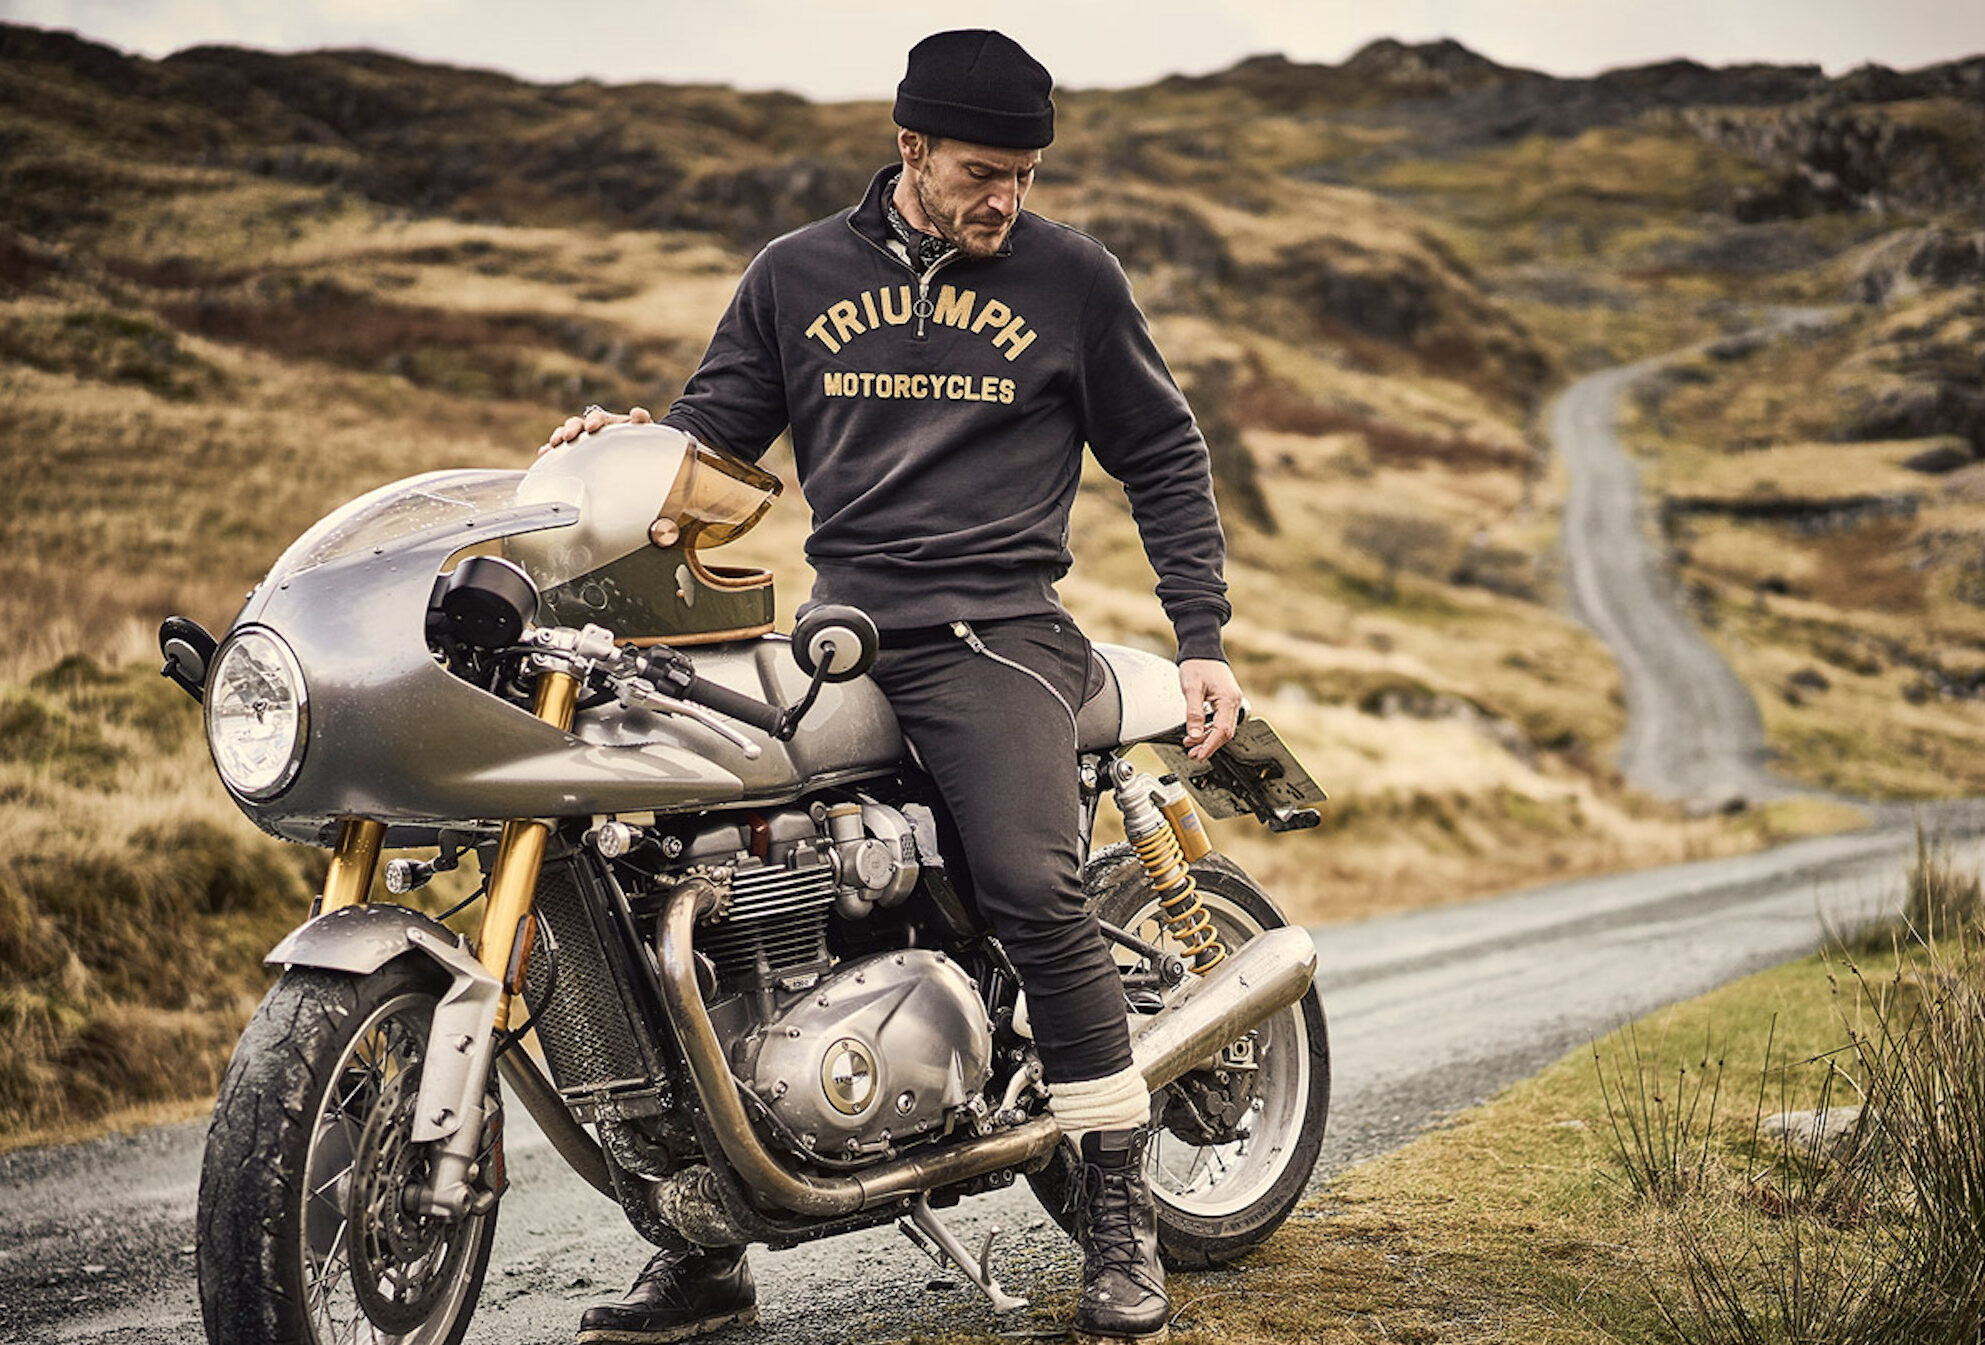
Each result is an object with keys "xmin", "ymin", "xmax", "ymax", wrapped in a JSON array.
[{"xmin": 1131, "ymin": 822, "xmax": 1227, "ymax": 973}]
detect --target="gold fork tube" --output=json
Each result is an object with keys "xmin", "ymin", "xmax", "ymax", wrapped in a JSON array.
[
  {"xmin": 318, "ymin": 816, "xmax": 386, "ymax": 913},
  {"xmin": 476, "ymin": 669, "xmax": 580, "ymax": 1031}
]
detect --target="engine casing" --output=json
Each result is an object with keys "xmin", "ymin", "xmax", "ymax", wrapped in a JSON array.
[{"xmin": 742, "ymin": 948, "xmax": 993, "ymax": 1158}]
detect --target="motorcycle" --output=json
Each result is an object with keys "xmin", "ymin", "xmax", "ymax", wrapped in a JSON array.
[{"xmin": 160, "ymin": 423, "xmax": 1331, "ymax": 1344}]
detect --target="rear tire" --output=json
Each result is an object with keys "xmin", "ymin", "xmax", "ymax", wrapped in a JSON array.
[
  {"xmin": 196, "ymin": 959, "xmax": 500, "ymax": 1345},
  {"xmin": 1028, "ymin": 849, "xmax": 1329, "ymax": 1269}
]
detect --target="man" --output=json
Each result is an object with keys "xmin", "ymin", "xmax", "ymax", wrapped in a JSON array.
[{"xmin": 549, "ymin": 29, "xmax": 1243, "ymax": 1344}]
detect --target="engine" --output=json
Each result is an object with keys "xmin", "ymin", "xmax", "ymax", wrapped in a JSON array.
[{"xmin": 665, "ymin": 800, "xmax": 995, "ymax": 1161}]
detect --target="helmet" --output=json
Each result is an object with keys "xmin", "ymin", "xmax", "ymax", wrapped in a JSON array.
[{"xmin": 505, "ymin": 423, "xmax": 782, "ymax": 645}]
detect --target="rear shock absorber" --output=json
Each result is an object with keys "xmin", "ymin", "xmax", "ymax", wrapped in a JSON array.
[{"xmin": 1110, "ymin": 759, "xmax": 1226, "ymax": 973}]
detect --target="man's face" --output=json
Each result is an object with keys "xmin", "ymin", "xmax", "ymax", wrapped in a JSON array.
[{"xmin": 903, "ymin": 134, "xmax": 1040, "ymax": 260}]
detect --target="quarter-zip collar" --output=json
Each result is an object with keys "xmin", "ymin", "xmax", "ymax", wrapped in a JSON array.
[{"xmin": 846, "ymin": 165, "xmax": 1020, "ymax": 340}]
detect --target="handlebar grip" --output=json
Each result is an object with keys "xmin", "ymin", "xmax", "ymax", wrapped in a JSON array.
[{"xmin": 678, "ymin": 674, "xmax": 785, "ymax": 735}]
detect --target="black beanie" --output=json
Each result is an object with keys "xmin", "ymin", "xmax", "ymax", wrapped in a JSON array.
[{"xmin": 893, "ymin": 29, "xmax": 1055, "ymax": 150}]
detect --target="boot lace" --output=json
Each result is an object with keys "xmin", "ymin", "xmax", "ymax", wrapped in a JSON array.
[{"xmin": 1071, "ymin": 1162, "xmax": 1159, "ymax": 1290}]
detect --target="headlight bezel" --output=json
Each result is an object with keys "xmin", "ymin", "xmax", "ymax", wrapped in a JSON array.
[{"xmin": 205, "ymin": 626, "xmax": 309, "ymax": 801}]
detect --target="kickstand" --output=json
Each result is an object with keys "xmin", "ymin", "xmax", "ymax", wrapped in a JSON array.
[{"xmin": 897, "ymin": 1194, "xmax": 1029, "ymax": 1314}]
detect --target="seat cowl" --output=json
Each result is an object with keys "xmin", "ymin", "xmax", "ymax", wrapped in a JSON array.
[{"xmin": 1077, "ymin": 643, "xmax": 1186, "ymax": 752}]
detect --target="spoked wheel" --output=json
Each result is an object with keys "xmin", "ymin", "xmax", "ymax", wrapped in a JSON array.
[
  {"xmin": 198, "ymin": 960, "xmax": 500, "ymax": 1345},
  {"xmin": 1029, "ymin": 849, "xmax": 1329, "ymax": 1269}
]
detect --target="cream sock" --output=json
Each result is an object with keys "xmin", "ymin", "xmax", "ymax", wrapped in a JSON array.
[{"xmin": 1047, "ymin": 1064, "xmax": 1149, "ymax": 1146}]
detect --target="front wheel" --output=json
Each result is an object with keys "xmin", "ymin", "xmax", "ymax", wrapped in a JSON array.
[
  {"xmin": 197, "ymin": 959, "xmax": 500, "ymax": 1345},
  {"xmin": 1028, "ymin": 849, "xmax": 1330, "ymax": 1269}
]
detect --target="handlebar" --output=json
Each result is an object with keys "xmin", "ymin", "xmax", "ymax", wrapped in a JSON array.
[
  {"xmin": 673, "ymin": 672, "xmax": 785, "ymax": 736},
  {"xmin": 524, "ymin": 625, "xmax": 794, "ymax": 743}
]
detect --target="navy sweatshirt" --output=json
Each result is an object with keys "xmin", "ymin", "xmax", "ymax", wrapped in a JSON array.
[{"xmin": 664, "ymin": 167, "xmax": 1231, "ymax": 662}]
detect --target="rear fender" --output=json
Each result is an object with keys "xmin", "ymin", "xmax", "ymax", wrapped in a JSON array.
[{"xmin": 266, "ymin": 904, "xmax": 500, "ymax": 1146}]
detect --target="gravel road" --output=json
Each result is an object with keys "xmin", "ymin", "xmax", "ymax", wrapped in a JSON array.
[
  {"xmin": 1555, "ymin": 361, "xmax": 1771, "ymax": 805},
  {"xmin": 7, "ymin": 329, "xmax": 1977, "ymax": 1343}
]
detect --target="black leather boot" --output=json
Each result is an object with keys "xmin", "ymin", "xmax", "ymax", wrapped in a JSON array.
[
  {"xmin": 576, "ymin": 1241, "xmax": 756, "ymax": 1344},
  {"xmin": 1070, "ymin": 1127, "xmax": 1169, "ymax": 1343}
]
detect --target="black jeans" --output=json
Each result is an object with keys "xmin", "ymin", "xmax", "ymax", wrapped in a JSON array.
[{"xmin": 870, "ymin": 615, "xmax": 1133, "ymax": 1085}]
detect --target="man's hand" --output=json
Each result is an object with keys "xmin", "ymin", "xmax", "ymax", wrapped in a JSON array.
[
  {"xmin": 539, "ymin": 404, "xmax": 653, "ymax": 455},
  {"xmin": 1179, "ymin": 658, "xmax": 1243, "ymax": 761}
]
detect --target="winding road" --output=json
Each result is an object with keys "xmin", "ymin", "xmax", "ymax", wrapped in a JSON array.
[
  {"xmin": 1553, "ymin": 357, "xmax": 1784, "ymax": 805},
  {"xmin": 1552, "ymin": 310, "xmax": 1836, "ymax": 807},
  {"xmin": 6, "ymin": 340, "xmax": 1981, "ymax": 1344}
]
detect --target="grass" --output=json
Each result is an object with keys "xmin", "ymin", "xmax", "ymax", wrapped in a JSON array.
[{"xmin": 0, "ymin": 656, "xmax": 326, "ymax": 1149}]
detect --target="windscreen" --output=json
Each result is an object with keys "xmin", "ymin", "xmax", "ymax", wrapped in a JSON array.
[{"xmin": 264, "ymin": 470, "xmax": 544, "ymax": 585}]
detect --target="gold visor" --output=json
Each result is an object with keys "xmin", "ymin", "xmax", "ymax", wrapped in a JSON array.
[{"xmin": 662, "ymin": 442, "xmax": 782, "ymax": 549}]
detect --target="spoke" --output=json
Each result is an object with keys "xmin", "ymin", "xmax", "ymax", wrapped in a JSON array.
[
  {"xmin": 310, "ymin": 1161, "xmax": 352, "ymax": 1204},
  {"xmin": 1177, "ymin": 1143, "xmax": 1213, "ymax": 1193},
  {"xmin": 333, "ymin": 1110, "xmax": 368, "ymax": 1170},
  {"xmin": 309, "ymin": 1220, "xmax": 350, "ymax": 1326}
]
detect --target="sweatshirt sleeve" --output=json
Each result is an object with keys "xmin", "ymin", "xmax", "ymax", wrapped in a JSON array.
[
  {"xmin": 1077, "ymin": 249, "xmax": 1232, "ymax": 663},
  {"xmin": 662, "ymin": 246, "xmax": 790, "ymax": 463}
]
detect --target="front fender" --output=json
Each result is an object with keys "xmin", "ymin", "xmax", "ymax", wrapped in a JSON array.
[
  {"xmin": 266, "ymin": 902, "xmax": 475, "ymax": 976},
  {"xmin": 266, "ymin": 903, "xmax": 500, "ymax": 1145}
]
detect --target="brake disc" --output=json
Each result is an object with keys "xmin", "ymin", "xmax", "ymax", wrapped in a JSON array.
[{"xmin": 348, "ymin": 1070, "xmax": 474, "ymax": 1333}]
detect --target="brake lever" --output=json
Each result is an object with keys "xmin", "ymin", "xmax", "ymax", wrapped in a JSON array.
[{"xmin": 615, "ymin": 678, "xmax": 763, "ymax": 760}]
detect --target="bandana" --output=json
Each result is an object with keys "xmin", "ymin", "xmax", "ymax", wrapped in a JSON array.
[{"xmin": 882, "ymin": 172, "xmax": 956, "ymax": 275}]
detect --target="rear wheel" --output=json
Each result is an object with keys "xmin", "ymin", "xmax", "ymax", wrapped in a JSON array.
[
  {"xmin": 1028, "ymin": 849, "xmax": 1329, "ymax": 1269},
  {"xmin": 197, "ymin": 960, "xmax": 500, "ymax": 1345}
]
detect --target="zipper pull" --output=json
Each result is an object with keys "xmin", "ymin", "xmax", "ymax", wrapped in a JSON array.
[{"xmin": 950, "ymin": 621, "xmax": 987, "ymax": 653}]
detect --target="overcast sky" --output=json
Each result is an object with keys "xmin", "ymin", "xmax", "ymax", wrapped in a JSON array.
[{"xmin": 7, "ymin": 0, "xmax": 1984, "ymax": 100}]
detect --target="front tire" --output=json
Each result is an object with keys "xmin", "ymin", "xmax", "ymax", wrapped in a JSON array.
[
  {"xmin": 1029, "ymin": 849, "xmax": 1330, "ymax": 1269},
  {"xmin": 197, "ymin": 959, "xmax": 500, "ymax": 1345}
]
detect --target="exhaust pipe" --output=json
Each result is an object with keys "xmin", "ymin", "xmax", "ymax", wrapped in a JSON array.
[{"xmin": 656, "ymin": 880, "xmax": 1317, "ymax": 1220}]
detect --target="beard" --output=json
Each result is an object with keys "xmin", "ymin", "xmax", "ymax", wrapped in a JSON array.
[{"xmin": 912, "ymin": 173, "xmax": 1013, "ymax": 260}]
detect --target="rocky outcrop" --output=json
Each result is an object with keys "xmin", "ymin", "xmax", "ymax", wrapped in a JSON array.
[
  {"xmin": 1851, "ymin": 228, "xmax": 1985, "ymax": 303},
  {"xmin": 1158, "ymin": 41, "xmax": 1538, "ymax": 112},
  {"xmin": 1834, "ymin": 288, "xmax": 1985, "ymax": 453},
  {"xmin": 1268, "ymin": 234, "xmax": 1552, "ymax": 405},
  {"xmin": 1691, "ymin": 103, "xmax": 1977, "ymax": 218},
  {"xmin": 1848, "ymin": 380, "xmax": 1985, "ymax": 454},
  {"xmin": 1177, "ymin": 361, "xmax": 1275, "ymax": 534},
  {"xmin": 1336, "ymin": 38, "xmax": 1526, "ymax": 98}
]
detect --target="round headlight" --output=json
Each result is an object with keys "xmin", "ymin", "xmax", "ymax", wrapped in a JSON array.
[{"xmin": 206, "ymin": 627, "xmax": 308, "ymax": 799}]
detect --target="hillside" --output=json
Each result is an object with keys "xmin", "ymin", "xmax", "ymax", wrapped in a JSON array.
[{"xmin": 1, "ymin": 21, "xmax": 1979, "ymax": 1141}]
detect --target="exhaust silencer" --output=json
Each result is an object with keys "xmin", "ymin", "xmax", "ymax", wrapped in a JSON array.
[
  {"xmin": 1131, "ymin": 925, "xmax": 1319, "ymax": 1092},
  {"xmin": 656, "ymin": 881, "xmax": 1318, "ymax": 1222}
]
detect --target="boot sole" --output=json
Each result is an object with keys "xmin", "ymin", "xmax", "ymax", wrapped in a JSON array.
[
  {"xmin": 1073, "ymin": 1328, "xmax": 1168, "ymax": 1345},
  {"xmin": 576, "ymin": 1306, "xmax": 759, "ymax": 1343}
]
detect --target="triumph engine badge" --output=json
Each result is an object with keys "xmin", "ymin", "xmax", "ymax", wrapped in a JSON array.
[{"xmin": 822, "ymin": 1038, "xmax": 877, "ymax": 1115}]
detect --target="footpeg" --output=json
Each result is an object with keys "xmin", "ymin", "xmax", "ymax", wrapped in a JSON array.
[{"xmin": 897, "ymin": 1194, "xmax": 1028, "ymax": 1313}]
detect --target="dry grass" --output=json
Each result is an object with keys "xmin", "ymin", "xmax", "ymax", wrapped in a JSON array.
[{"xmin": 0, "ymin": 656, "xmax": 325, "ymax": 1145}]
